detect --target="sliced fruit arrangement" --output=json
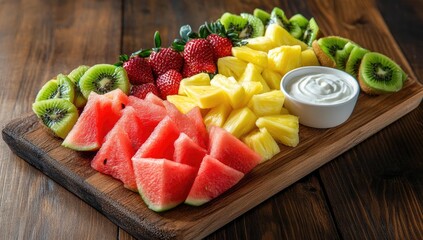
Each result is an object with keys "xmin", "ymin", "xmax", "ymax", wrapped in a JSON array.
[{"xmin": 31, "ymin": 6, "xmax": 409, "ymax": 212}]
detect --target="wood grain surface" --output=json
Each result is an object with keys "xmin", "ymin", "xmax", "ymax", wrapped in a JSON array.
[{"xmin": 1, "ymin": 0, "xmax": 422, "ymax": 239}]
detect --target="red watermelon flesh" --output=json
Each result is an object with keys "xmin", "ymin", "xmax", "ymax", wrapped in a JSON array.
[
  {"xmin": 127, "ymin": 96, "xmax": 167, "ymax": 129},
  {"xmin": 132, "ymin": 116, "xmax": 180, "ymax": 160},
  {"xmin": 91, "ymin": 124, "xmax": 137, "ymax": 191},
  {"xmin": 185, "ymin": 106, "xmax": 209, "ymax": 148},
  {"xmin": 112, "ymin": 106, "xmax": 148, "ymax": 150},
  {"xmin": 208, "ymin": 126, "xmax": 262, "ymax": 174},
  {"xmin": 163, "ymin": 101, "xmax": 208, "ymax": 149},
  {"xmin": 62, "ymin": 92, "xmax": 104, "ymax": 151},
  {"xmin": 104, "ymin": 88, "xmax": 129, "ymax": 114},
  {"xmin": 132, "ymin": 157, "xmax": 197, "ymax": 212},
  {"xmin": 144, "ymin": 92, "xmax": 165, "ymax": 107},
  {"xmin": 185, "ymin": 155, "xmax": 244, "ymax": 206},
  {"xmin": 173, "ymin": 133, "xmax": 207, "ymax": 169}
]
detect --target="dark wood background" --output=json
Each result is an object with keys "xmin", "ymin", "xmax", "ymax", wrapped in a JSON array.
[{"xmin": 0, "ymin": 0, "xmax": 422, "ymax": 239}]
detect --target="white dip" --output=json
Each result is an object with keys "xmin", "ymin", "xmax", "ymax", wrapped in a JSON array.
[{"xmin": 287, "ymin": 73, "xmax": 354, "ymax": 104}]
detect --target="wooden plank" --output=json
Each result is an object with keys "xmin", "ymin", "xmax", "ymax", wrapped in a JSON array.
[{"xmin": 0, "ymin": 0, "xmax": 122, "ymax": 239}]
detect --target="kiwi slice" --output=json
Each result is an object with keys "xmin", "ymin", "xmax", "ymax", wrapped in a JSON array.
[
  {"xmin": 269, "ymin": 7, "xmax": 290, "ymax": 27},
  {"xmin": 220, "ymin": 12, "xmax": 248, "ymax": 33},
  {"xmin": 79, "ymin": 64, "xmax": 130, "ymax": 99},
  {"xmin": 312, "ymin": 36, "xmax": 350, "ymax": 68},
  {"xmin": 302, "ymin": 18, "xmax": 320, "ymax": 46},
  {"xmin": 335, "ymin": 42, "xmax": 358, "ymax": 71},
  {"xmin": 358, "ymin": 52, "xmax": 404, "ymax": 94},
  {"xmin": 32, "ymin": 98, "xmax": 79, "ymax": 139},
  {"xmin": 253, "ymin": 8, "xmax": 271, "ymax": 26},
  {"xmin": 345, "ymin": 46, "xmax": 370, "ymax": 78},
  {"xmin": 289, "ymin": 14, "xmax": 309, "ymax": 30},
  {"xmin": 35, "ymin": 74, "xmax": 75, "ymax": 102},
  {"xmin": 68, "ymin": 65, "xmax": 90, "ymax": 108},
  {"xmin": 239, "ymin": 13, "xmax": 265, "ymax": 38}
]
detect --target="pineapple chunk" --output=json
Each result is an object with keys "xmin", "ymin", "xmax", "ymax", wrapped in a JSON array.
[
  {"xmin": 240, "ymin": 81, "xmax": 263, "ymax": 107},
  {"xmin": 203, "ymin": 101, "xmax": 232, "ymax": 129},
  {"xmin": 217, "ymin": 56, "xmax": 248, "ymax": 79},
  {"xmin": 184, "ymin": 85, "xmax": 226, "ymax": 109},
  {"xmin": 178, "ymin": 72, "xmax": 211, "ymax": 95},
  {"xmin": 268, "ymin": 45, "xmax": 302, "ymax": 76},
  {"xmin": 245, "ymin": 36, "xmax": 277, "ymax": 52},
  {"xmin": 243, "ymin": 128, "xmax": 280, "ymax": 162},
  {"xmin": 223, "ymin": 107, "xmax": 257, "ymax": 139},
  {"xmin": 256, "ymin": 115, "xmax": 299, "ymax": 147},
  {"xmin": 238, "ymin": 63, "xmax": 270, "ymax": 92},
  {"xmin": 265, "ymin": 23, "xmax": 308, "ymax": 50},
  {"xmin": 301, "ymin": 48, "xmax": 320, "ymax": 66},
  {"xmin": 232, "ymin": 46, "xmax": 268, "ymax": 69},
  {"xmin": 166, "ymin": 95, "xmax": 198, "ymax": 114},
  {"xmin": 248, "ymin": 90, "xmax": 285, "ymax": 117},
  {"xmin": 280, "ymin": 107, "xmax": 290, "ymax": 115},
  {"xmin": 262, "ymin": 69, "xmax": 283, "ymax": 90},
  {"xmin": 210, "ymin": 74, "xmax": 246, "ymax": 109}
]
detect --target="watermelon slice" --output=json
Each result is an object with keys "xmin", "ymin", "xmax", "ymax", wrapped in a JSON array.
[
  {"xmin": 104, "ymin": 88, "xmax": 129, "ymax": 113},
  {"xmin": 163, "ymin": 101, "xmax": 208, "ymax": 149},
  {"xmin": 91, "ymin": 124, "xmax": 137, "ymax": 191},
  {"xmin": 112, "ymin": 106, "xmax": 148, "ymax": 150},
  {"xmin": 208, "ymin": 126, "xmax": 262, "ymax": 174},
  {"xmin": 132, "ymin": 157, "xmax": 197, "ymax": 212},
  {"xmin": 185, "ymin": 106, "xmax": 209, "ymax": 148},
  {"xmin": 133, "ymin": 116, "xmax": 180, "ymax": 160},
  {"xmin": 127, "ymin": 96, "xmax": 167, "ymax": 129},
  {"xmin": 62, "ymin": 92, "xmax": 123, "ymax": 151},
  {"xmin": 185, "ymin": 155, "xmax": 244, "ymax": 206},
  {"xmin": 144, "ymin": 92, "xmax": 165, "ymax": 107},
  {"xmin": 173, "ymin": 133, "xmax": 207, "ymax": 169}
]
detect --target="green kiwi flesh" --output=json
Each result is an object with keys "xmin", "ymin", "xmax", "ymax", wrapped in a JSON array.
[
  {"xmin": 314, "ymin": 36, "xmax": 350, "ymax": 67},
  {"xmin": 335, "ymin": 42, "xmax": 358, "ymax": 71},
  {"xmin": 345, "ymin": 46, "xmax": 369, "ymax": 78},
  {"xmin": 239, "ymin": 13, "xmax": 265, "ymax": 38},
  {"xmin": 220, "ymin": 12, "xmax": 248, "ymax": 33},
  {"xmin": 68, "ymin": 65, "xmax": 90, "ymax": 108},
  {"xmin": 32, "ymin": 98, "xmax": 79, "ymax": 139},
  {"xmin": 79, "ymin": 64, "xmax": 130, "ymax": 99},
  {"xmin": 358, "ymin": 52, "xmax": 404, "ymax": 94},
  {"xmin": 269, "ymin": 7, "xmax": 290, "ymax": 27},
  {"xmin": 35, "ymin": 74, "xmax": 75, "ymax": 102},
  {"xmin": 289, "ymin": 14, "xmax": 309, "ymax": 29},
  {"xmin": 253, "ymin": 8, "xmax": 271, "ymax": 26},
  {"xmin": 302, "ymin": 18, "xmax": 320, "ymax": 46}
]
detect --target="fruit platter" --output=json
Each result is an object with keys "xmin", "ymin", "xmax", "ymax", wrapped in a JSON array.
[{"xmin": 3, "ymin": 6, "xmax": 423, "ymax": 240}]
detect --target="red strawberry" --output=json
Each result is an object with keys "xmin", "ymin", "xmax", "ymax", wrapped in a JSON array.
[
  {"xmin": 206, "ymin": 34, "xmax": 232, "ymax": 60},
  {"xmin": 130, "ymin": 83, "xmax": 159, "ymax": 99},
  {"xmin": 182, "ymin": 62, "xmax": 215, "ymax": 78},
  {"xmin": 123, "ymin": 56, "xmax": 155, "ymax": 85},
  {"xmin": 156, "ymin": 69, "xmax": 183, "ymax": 99},
  {"xmin": 149, "ymin": 48, "xmax": 184, "ymax": 77},
  {"xmin": 183, "ymin": 38, "xmax": 216, "ymax": 76}
]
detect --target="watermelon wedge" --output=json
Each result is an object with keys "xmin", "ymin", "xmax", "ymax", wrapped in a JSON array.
[
  {"xmin": 144, "ymin": 92, "xmax": 165, "ymax": 107},
  {"xmin": 132, "ymin": 157, "xmax": 197, "ymax": 212},
  {"xmin": 185, "ymin": 155, "xmax": 244, "ymax": 206},
  {"xmin": 208, "ymin": 126, "xmax": 262, "ymax": 174},
  {"xmin": 133, "ymin": 116, "xmax": 180, "ymax": 160},
  {"xmin": 185, "ymin": 106, "xmax": 209, "ymax": 148},
  {"xmin": 91, "ymin": 124, "xmax": 137, "ymax": 191},
  {"xmin": 173, "ymin": 133, "xmax": 207, "ymax": 169},
  {"xmin": 127, "ymin": 96, "xmax": 167, "ymax": 129}
]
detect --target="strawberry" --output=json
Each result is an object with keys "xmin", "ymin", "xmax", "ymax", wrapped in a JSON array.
[
  {"xmin": 156, "ymin": 69, "xmax": 183, "ymax": 99},
  {"xmin": 149, "ymin": 48, "xmax": 184, "ymax": 77},
  {"xmin": 130, "ymin": 83, "xmax": 159, "ymax": 99},
  {"xmin": 206, "ymin": 34, "xmax": 232, "ymax": 60},
  {"xmin": 122, "ymin": 56, "xmax": 155, "ymax": 85},
  {"xmin": 182, "ymin": 38, "xmax": 216, "ymax": 77}
]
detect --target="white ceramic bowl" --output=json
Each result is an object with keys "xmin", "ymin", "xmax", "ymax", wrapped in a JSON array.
[{"xmin": 280, "ymin": 66, "xmax": 360, "ymax": 128}]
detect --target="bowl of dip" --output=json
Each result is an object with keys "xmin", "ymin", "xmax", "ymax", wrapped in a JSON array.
[{"xmin": 280, "ymin": 66, "xmax": 360, "ymax": 128}]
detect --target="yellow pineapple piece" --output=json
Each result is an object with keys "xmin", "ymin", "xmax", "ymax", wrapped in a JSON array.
[
  {"xmin": 238, "ymin": 63, "xmax": 270, "ymax": 92},
  {"xmin": 232, "ymin": 46, "xmax": 268, "ymax": 69},
  {"xmin": 184, "ymin": 85, "xmax": 225, "ymax": 109},
  {"xmin": 243, "ymin": 128, "xmax": 280, "ymax": 162},
  {"xmin": 265, "ymin": 23, "xmax": 308, "ymax": 50},
  {"xmin": 268, "ymin": 45, "xmax": 302, "ymax": 76},
  {"xmin": 217, "ymin": 56, "xmax": 248, "ymax": 79},
  {"xmin": 262, "ymin": 69, "xmax": 283, "ymax": 90},
  {"xmin": 210, "ymin": 74, "xmax": 246, "ymax": 109},
  {"xmin": 280, "ymin": 107, "xmax": 290, "ymax": 115},
  {"xmin": 256, "ymin": 114, "xmax": 299, "ymax": 147},
  {"xmin": 223, "ymin": 107, "xmax": 257, "ymax": 139},
  {"xmin": 240, "ymin": 81, "xmax": 263, "ymax": 107},
  {"xmin": 166, "ymin": 95, "xmax": 198, "ymax": 114},
  {"xmin": 245, "ymin": 36, "xmax": 277, "ymax": 52},
  {"xmin": 203, "ymin": 101, "xmax": 232, "ymax": 129},
  {"xmin": 248, "ymin": 90, "xmax": 285, "ymax": 117},
  {"xmin": 301, "ymin": 48, "xmax": 320, "ymax": 66},
  {"xmin": 178, "ymin": 72, "xmax": 210, "ymax": 95}
]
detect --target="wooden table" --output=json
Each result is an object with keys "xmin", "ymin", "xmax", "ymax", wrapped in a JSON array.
[{"xmin": 1, "ymin": 0, "xmax": 422, "ymax": 239}]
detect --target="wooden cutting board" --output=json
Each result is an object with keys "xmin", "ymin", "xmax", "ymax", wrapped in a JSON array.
[{"xmin": 3, "ymin": 74, "xmax": 423, "ymax": 239}]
